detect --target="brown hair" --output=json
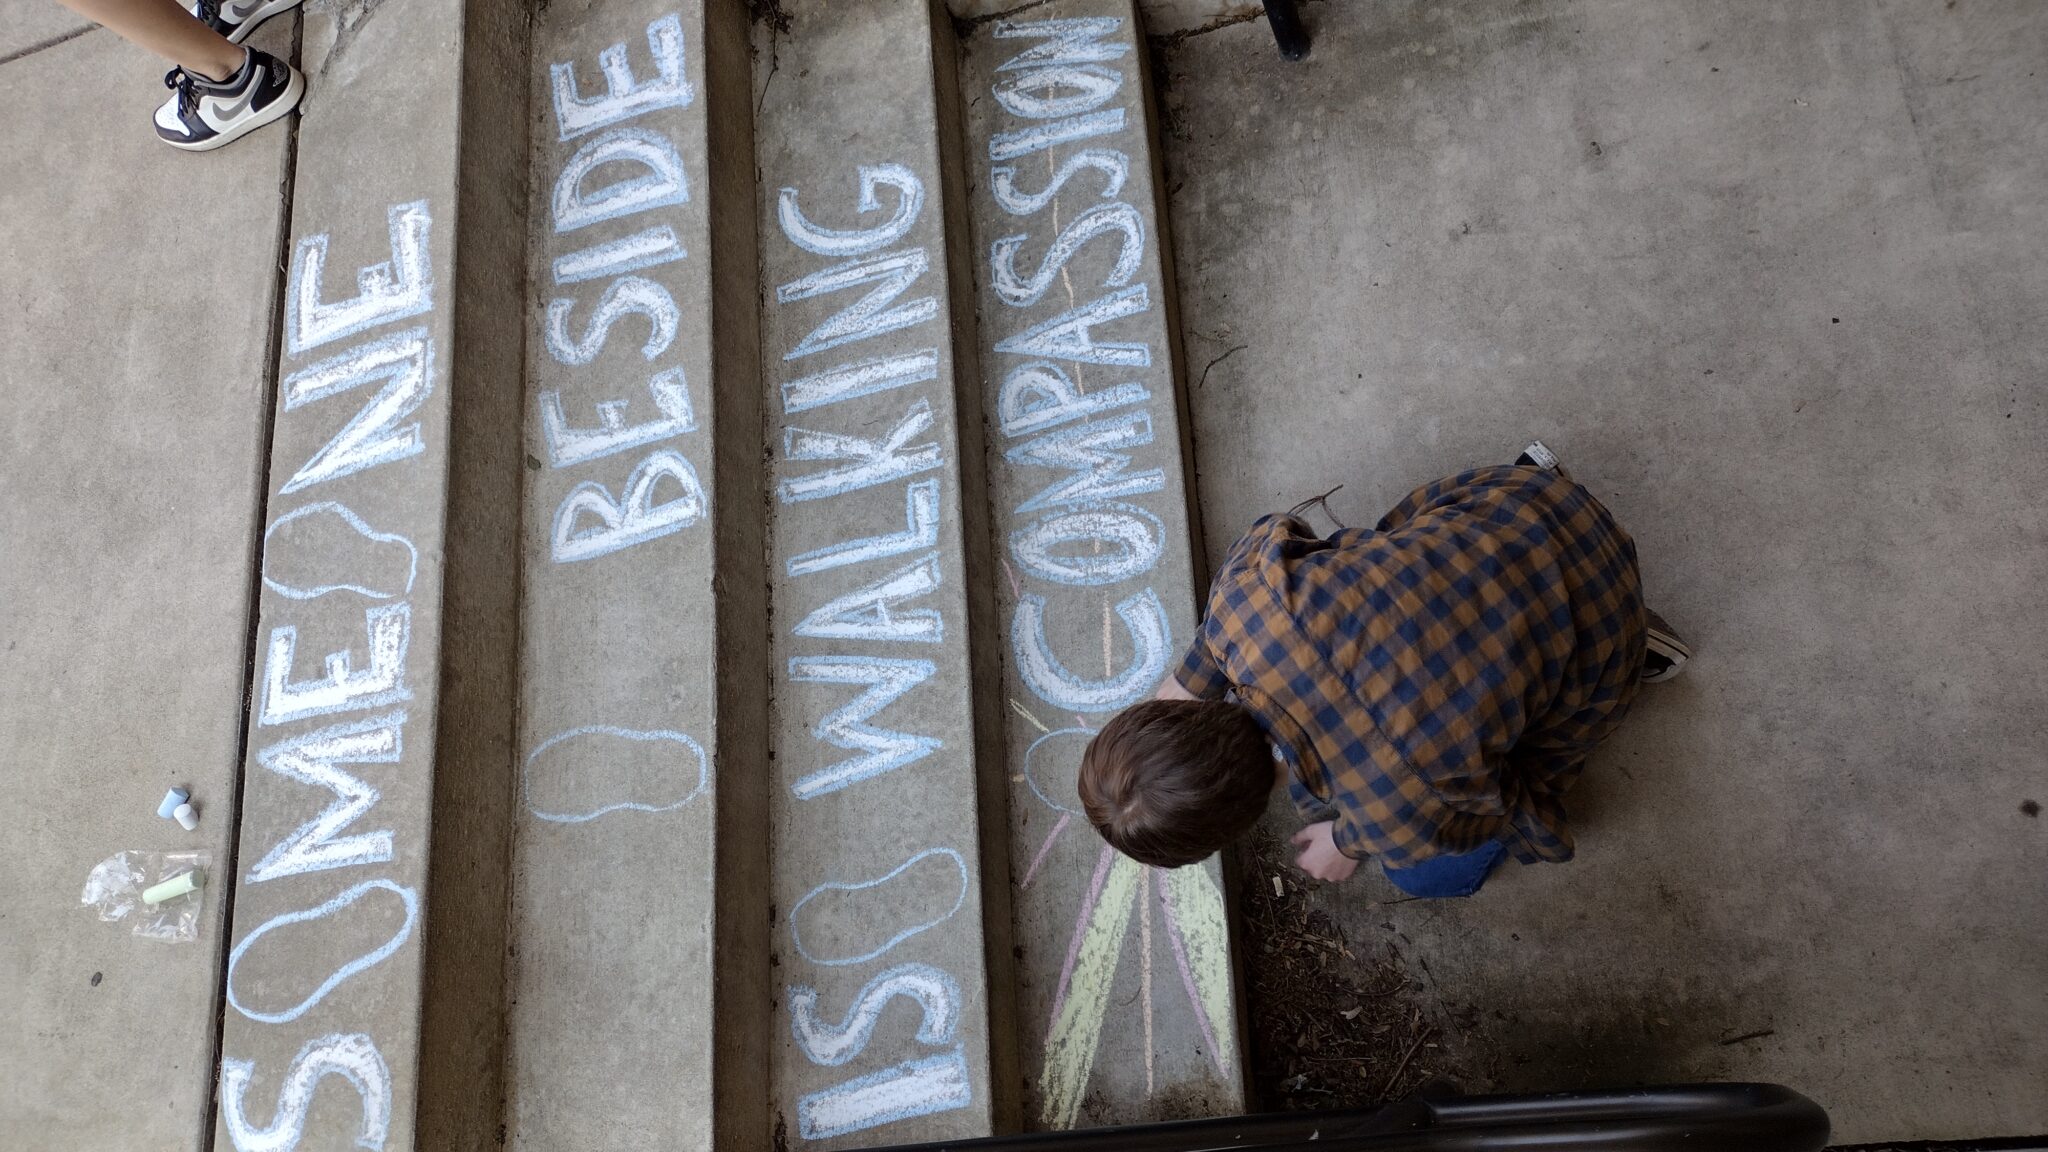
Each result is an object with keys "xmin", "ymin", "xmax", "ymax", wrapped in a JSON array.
[{"xmin": 1078, "ymin": 699, "xmax": 1275, "ymax": 868}]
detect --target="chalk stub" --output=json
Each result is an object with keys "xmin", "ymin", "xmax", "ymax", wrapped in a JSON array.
[
  {"xmin": 156, "ymin": 787, "xmax": 190, "ymax": 819},
  {"xmin": 142, "ymin": 867, "xmax": 204, "ymax": 906},
  {"xmin": 173, "ymin": 802, "xmax": 199, "ymax": 831}
]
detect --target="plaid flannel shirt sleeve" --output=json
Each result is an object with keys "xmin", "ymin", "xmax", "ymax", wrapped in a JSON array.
[
  {"xmin": 1177, "ymin": 514, "xmax": 1314, "ymax": 700},
  {"xmin": 1175, "ymin": 630, "xmax": 1232, "ymax": 699}
]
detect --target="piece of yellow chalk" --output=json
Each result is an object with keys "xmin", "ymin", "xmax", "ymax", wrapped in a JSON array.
[{"xmin": 142, "ymin": 868, "xmax": 204, "ymax": 906}]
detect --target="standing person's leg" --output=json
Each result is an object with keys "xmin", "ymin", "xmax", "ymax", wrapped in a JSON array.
[
  {"xmin": 54, "ymin": 0, "xmax": 243, "ymax": 79},
  {"xmin": 54, "ymin": 0, "xmax": 308, "ymax": 151}
]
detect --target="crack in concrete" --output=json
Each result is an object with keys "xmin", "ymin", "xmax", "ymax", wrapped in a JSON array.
[
  {"xmin": 0, "ymin": 23, "xmax": 98, "ymax": 69},
  {"xmin": 304, "ymin": 0, "xmax": 387, "ymax": 87},
  {"xmin": 956, "ymin": 0, "xmax": 1056, "ymax": 33}
]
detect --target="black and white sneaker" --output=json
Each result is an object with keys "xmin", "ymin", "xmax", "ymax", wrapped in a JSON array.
[
  {"xmin": 189, "ymin": 0, "xmax": 306, "ymax": 45},
  {"xmin": 154, "ymin": 49, "xmax": 303, "ymax": 152},
  {"xmin": 1642, "ymin": 609, "xmax": 1693, "ymax": 683}
]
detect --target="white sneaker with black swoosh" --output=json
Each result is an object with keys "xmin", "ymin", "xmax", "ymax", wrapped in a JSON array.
[
  {"xmin": 153, "ymin": 48, "xmax": 303, "ymax": 152},
  {"xmin": 188, "ymin": 0, "xmax": 306, "ymax": 44}
]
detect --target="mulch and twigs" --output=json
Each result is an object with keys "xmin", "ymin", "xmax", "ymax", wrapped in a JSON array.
[{"xmin": 1237, "ymin": 830, "xmax": 1469, "ymax": 1110}]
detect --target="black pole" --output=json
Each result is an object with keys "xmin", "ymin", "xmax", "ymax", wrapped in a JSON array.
[{"xmin": 1264, "ymin": 0, "xmax": 1310, "ymax": 60}]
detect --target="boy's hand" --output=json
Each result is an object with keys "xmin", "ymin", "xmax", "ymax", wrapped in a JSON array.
[{"xmin": 1292, "ymin": 821, "xmax": 1359, "ymax": 882}]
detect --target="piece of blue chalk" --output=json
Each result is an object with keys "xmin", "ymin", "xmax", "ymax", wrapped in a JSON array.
[{"xmin": 157, "ymin": 788, "xmax": 189, "ymax": 819}]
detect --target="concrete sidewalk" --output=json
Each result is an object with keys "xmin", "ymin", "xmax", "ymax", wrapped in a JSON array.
[
  {"xmin": 0, "ymin": 20, "xmax": 292, "ymax": 1150},
  {"xmin": 1157, "ymin": 1, "xmax": 2047, "ymax": 1142}
]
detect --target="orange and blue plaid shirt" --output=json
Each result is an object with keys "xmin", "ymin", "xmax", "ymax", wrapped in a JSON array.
[{"xmin": 1177, "ymin": 465, "xmax": 1647, "ymax": 866}]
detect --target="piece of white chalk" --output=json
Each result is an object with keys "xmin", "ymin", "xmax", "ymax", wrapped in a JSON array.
[
  {"xmin": 157, "ymin": 788, "xmax": 189, "ymax": 819},
  {"xmin": 142, "ymin": 868, "xmax": 203, "ymax": 906},
  {"xmin": 173, "ymin": 803, "xmax": 199, "ymax": 831}
]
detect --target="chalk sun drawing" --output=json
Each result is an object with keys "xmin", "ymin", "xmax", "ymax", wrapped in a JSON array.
[
  {"xmin": 789, "ymin": 846, "xmax": 969, "ymax": 967},
  {"xmin": 262, "ymin": 502, "xmax": 418, "ymax": 602},
  {"xmin": 1022, "ymin": 727, "xmax": 1091, "ymax": 816},
  {"xmin": 226, "ymin": 878, "xmax": 419, "ymax": 1025},
  {"xmin": 219, "ymin": 1032, "xmax": 392, "ymax": 1152},
  {"xmin": 522, "ymin": 725, "xmax": 707, "ymax": 824}
]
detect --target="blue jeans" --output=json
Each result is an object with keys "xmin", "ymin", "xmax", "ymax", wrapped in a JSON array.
[{"xmin": 1381, "ymin": 839, "xmax": 1507, "ymax": 898}]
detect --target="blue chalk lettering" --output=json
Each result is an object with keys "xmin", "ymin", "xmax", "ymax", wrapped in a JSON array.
[
  {"xmin": 787, "ymin": 656, "xmax": 941, "ymax": 800},
  {"xmin": 794, "ymin": 553, "xmax": 946, "ymax": 645},
  {"xmin": 993, "ymin": 16, "xmax": 1130, "ymax": 70},
  {"xmin": 544, "ymin": 275, "xmax": 679, "ymax": 365},
  {"xmin": 787, "ymin": 479, "xmax": 940, "ymax": 577},
  {"xmin": 778, "ymin": 249, "xmax": 937, "ymax": 361},
  {"xmin": 549, "ymin": 12, "xmax": 692, "ymax": 141},
  {"xmin": 991, "ymin": 202, "xmax": 1143, "ymax": 308},
  {"xmin": 782, "ymin": 349, "xmax": 938, "ymax": 415},
  {"xmin": 248, "ymin": 711, "xmax": 405, "ymax": 884},
  {"xmin": 796, "ymin": 1047, "xmax": 974, "ymax": 1141},
  {"xmin": 993, "ymin": 63, "xmax": 1122, "ymax": 120},
  {"xmin": 1010, "ymin": 504, "xmax": 1164, "ymax": 587},
  {"xmin": 779, "ymin": 163, "xmax": 925, "ymax": 257},
  {"xmin": 789, "ymin": 962, "xmax": 961, "ymax": 1067},
  {"xmin": 278, "ymin": 329, "xmax": 435, "ymax": 495},
  {"xmin": 1007, "ymin": 408, "xmax": 1164, "ymax": 513},
  {"xmin": 286, "ymin": 201, "xmax": 433, "ymax": 358},
  {"xmin": 993, "ymin": 283, "xmax": 1151, "ymax": 367},
  {"xmin": 779, "ymin": 399, "xmax": 942, "ymax": 504},
  {"xmin": 989, "ymin": 109, "xmax": 1125, "ymax": 161},
  {"xmin": 551, "ymin": 447, "xmax": 706, "ymax": 563},
  {"xmin": 990, "ymin": 148, "xmax": 1128, "ymax": 217},
  {"xmin": 552, "ymin": 127, "xmax": 688, "ymax": 234},
  {"xmin": 1013, "ymin": 587, "xmax": 1170, "ymax": 712},
  {"xmin": 552, "ymin": 224, "xmax": 685, "ymax": 284},
  {"xmin": 996, "ymin": 360, "xmax": 1149, "ymax": 438}
]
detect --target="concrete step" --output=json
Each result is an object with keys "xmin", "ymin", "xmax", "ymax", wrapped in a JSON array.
[
  {"xmin": 213, "ymin": 1, "xmax": 527, "ymax": 1149},
  {"xmin": 950, "ymin": 0, "xmax": 1249, "ymax": 1130},
  {"xmin": 215, "ymin": 1, "xmax": 1239, "ymax": 1149},
  {"xmin": 752, "ymin": 0, "xmax": 1020, "ymax": 1146},
  {"xmin": 502, "ymin": 2, "xmax": 767, "ymax": 1151}
]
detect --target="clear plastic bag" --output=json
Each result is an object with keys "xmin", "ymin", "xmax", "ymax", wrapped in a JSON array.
[{"xmin": 80, "ymin": 850, "xmax": 210, "ymax": 942}]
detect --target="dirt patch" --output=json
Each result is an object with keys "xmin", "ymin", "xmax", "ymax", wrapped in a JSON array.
[{"xmin": 1236, "ymin": 830, "xmax": 1480, "ymax": 1110}]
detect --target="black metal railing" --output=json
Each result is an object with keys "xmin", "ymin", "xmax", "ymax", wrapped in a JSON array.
[{"xmin": 874, "ymin": 1083, "xmax": 1829, "ymax": 1152}]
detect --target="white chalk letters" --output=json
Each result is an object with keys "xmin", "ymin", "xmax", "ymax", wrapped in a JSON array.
[
  {"xmin": 537, "ymin": 14, "xmax": 708, "ymax": 567},
  {"xmin": 229, "ymin": 195, "xmax": 444, "ymax": 1150},
  {"xmin": 771, "ymin": 148, "xmax": 979, "ymax": 1140}
]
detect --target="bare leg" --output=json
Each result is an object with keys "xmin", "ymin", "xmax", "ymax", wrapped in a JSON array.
[{"xmin": 55, "ymin": 0, "xmax": 244, "ymax": 81}]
